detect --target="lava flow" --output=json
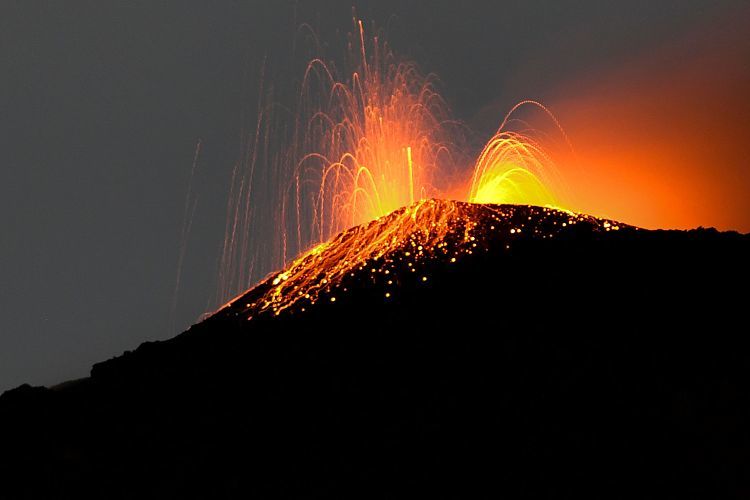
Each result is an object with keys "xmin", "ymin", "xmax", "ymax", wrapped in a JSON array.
[{"xmin": 217, "ymin": 199, "xmax": 629, "ymax": 319}]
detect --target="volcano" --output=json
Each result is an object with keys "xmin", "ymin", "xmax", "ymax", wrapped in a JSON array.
[{"xmin": 2, "ymin": 201, "xmax": 749, "ymax": 499}]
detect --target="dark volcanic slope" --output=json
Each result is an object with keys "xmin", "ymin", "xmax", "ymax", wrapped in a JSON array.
[{"xmin": 2, "ymin": 201, "xmax": 750, "ymax": 499}]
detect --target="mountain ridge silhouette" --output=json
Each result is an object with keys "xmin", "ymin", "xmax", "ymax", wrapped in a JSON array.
[{"xmin": 2, "ymin": 202, "xmax": 749, "ymax": 499}]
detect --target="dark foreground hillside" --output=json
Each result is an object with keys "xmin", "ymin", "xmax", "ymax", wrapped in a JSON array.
[{"xmin": 2, "ymin": 203, "xmax": 749, "ymax": 499}]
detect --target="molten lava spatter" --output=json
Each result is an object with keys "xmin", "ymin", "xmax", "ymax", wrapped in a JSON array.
[
  {"xmin": 216, "ymin": 20, "xmax": 571, "ymax": 305},
  {"xmin": 469, "ymin": 101, "xmax": 570, "ymax": 208},
  {"xmin": 217, "ymin": 200, "xmax": 632, "ymax": 319}
]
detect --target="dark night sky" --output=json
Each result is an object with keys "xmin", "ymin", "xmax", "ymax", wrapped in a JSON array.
[{"xmin": 1, "ymin": 0, "xmax": 747, "ymax": 391}]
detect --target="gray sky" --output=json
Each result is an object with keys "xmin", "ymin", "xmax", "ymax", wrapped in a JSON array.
[{"xmin": 2, "ymin": 0, "xmax": 746, "ymax": 391}]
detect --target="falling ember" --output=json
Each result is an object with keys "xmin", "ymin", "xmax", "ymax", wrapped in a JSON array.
[{"xmin": 217, "ymin": 18, "xmax": 571, "ymax": 305}]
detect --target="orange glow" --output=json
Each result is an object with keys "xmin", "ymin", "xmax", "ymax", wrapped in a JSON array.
[
  {"xmin": 217, "ymin": 12, "xmax": 749, "ymax": 306},
  {"xmin": 544, "ymin": 10, "xmax": 750, "ymax": 231}
]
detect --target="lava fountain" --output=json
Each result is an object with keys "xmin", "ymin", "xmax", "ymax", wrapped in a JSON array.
[
  {"xmin": 293, "ymin": 21, "xmax": 459, "ymax": 244},
  {"xmin": 468, "ymin": 100, "xmax": 570, "ymax": 208},
  {"xmin": 217, "ymin": 19, "xmax": 569, "ymax": 305}
]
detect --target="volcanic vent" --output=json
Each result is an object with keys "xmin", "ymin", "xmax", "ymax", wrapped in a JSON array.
[{"xmin": 217, "ymin": 199, "xmax": 632, "ymax": 319}]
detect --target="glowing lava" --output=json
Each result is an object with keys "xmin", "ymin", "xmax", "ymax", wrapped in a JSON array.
[
  {"xmin": 218, "ymin": 200, "xmax": 629, "ymax": 318},
  {"xmin": 469, "ymin": 101, "xmax": 569, "ymax": 208},
  {"xmin": 298, "ymin": 21, "xmax": 457, "ymax": 240},
  {"xmin": 218, "ymin": 19, "xmax": 572, "ymax": 305}
]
